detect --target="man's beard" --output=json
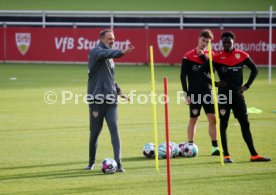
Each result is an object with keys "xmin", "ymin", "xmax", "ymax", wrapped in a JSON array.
[{"xmin": 105, "ymin": 43, "xmax": 113, "ymax": 49}]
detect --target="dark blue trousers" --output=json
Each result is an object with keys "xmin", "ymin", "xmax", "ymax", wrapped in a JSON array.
[{"xmin": 88, "ymin": 102, "xmax": 121, "ymax": 165}]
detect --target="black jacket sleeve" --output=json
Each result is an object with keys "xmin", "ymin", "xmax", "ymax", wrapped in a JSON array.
[
  {"xmin": 180, "ymin": 58, "xmax": 189, "ymax": 96},
  {"xmin": 199, "ymin": 54, "xmax": 214, "ymax": 85},
  {"xmin": 244, "ymin": 57, "xmax": 258, "ymax": 89}
]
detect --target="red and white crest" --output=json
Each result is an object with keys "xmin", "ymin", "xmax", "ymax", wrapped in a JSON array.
[
  {"xmin": 15, "ymin": 33, "xmax": 31, "ymax": 55},
  {"xmin": 220, "ymin": 109, "xmax": 226, "ymax": 116},
  {"xmin": 192, "ymin": 109, "xmax": 198, "ymax": 116},
  {"xmin": 92, "ymin": 111, "xmax": 98, "ymax": 118},
  {"xmin": 157, "ymin": 35, "xmax": 174, "ymax": 58},
  {"xmin": 235, "ymin": 53, "xmax": 240, "ymax": 60}
]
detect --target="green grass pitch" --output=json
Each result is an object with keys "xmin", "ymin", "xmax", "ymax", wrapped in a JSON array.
[
  {"xmin": 0, "ymin": 0, "xmax": 275, "ymax": 11},
  {"xmin": 0, "ymin": 63, "xmax": 275, "ymax": 194}
]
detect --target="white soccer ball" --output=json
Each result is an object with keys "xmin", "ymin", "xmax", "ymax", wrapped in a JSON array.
[
  {"xmin": 101, "ymin": 158, "xmax": 117, "ymax": 174},
  {"xmin": 170, "ymin": 142, "xmax": 180, "ymax": 158},
  {"xmin": 178, "ymin": 142, "xmax": 187, "ymax": 157},
  {"xmin": 182, "ymin": 143, "xmax": 198, "ymax": 158},
  {"xmin": 158, "ymin": 142, "xmax": 172, "ymax": 159},
  {"xmin": 143, "ymin": 143, "xmax": 155, "ymax": 158}
]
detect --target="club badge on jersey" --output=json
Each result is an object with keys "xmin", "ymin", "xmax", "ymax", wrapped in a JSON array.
[
  {"xmin": 220, "ymin": 109, "xmax": 226, "ymax": 116},
  {"xmin": 92, "ymin": 111, "xmax": 99, "ymax": 118}
]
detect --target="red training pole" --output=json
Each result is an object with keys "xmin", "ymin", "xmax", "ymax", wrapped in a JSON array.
[{"xmin": 164, "ymin": 77, "xmax": 171, "ymax": 195}]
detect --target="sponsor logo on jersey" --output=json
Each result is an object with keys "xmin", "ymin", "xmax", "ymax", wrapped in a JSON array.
[
  {"xmin": 157, "ymin": 34, "xmax": 174, "ymax": 58},
  {"xmin": 192, "ymin": 64, "xmax": 200, "ymax": 71},
  {"xmin": 15, "ymin": 33, "xmax": 31, "ymax": 55}
]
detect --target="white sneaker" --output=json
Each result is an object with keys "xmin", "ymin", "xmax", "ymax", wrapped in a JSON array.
[{"xmin": 84, "ymin": 163, "xmax": 96, "ymax": 170}]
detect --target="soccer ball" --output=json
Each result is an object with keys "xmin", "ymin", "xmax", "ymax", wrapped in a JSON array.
[
  {"xmin": 101, "ymin": 158, "xmax": 117, "ymax": 174},
  {"xmin": 178, "ymin": 142, "xmax": 187, "ymax": 157},
  {"xmin": 182, "ymin": 143, "xmax": 198, "ymax": 158},
  {"xmin": 143, "ymin": 143, "xmax": 155, "ymax": 158},
  {"xmin": 158, "ymin": 142, "xmax": 172, "ymax": 159},
  {"xmin": 170, "ymin": 142, "xmax": 180, "ymax": 158}
]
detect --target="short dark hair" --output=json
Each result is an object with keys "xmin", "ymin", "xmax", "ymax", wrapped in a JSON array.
[
  {"xmin": 100, "ymin": 29, "xmax": 113, "ymax": 39},
  {"xmin": 199, "ymin": 29, "xmax": 214, "ymax": 40},
  {"xmin": 221, "ymin": 31, "xmax": 235, "ymax": 40}
]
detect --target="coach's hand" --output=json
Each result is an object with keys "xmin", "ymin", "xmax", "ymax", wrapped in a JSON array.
[
  {"xmin": 122, "ymin": 45, "xmax": 135, "ymax": 54},
  {"xmin": 119, "ymin": 93, "xmax": 130, "ymax": 101}
]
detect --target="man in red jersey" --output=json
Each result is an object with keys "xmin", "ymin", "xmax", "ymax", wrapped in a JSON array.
[
  {"xmin": 212, "ymin": 31, "xmax": 271, "ymax": 163},
  {"xmin": 180, "ymin": 29, "xmax": 219, "ymax": 155}
]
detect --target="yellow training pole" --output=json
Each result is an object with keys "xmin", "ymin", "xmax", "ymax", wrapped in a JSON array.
[
  {"xmin": 150, "ymin": 45, "xmax": 159, "ymax": 171},
  {"xmin": 207, "ymin": 42, "xmax": 224, "ymax": 166}
]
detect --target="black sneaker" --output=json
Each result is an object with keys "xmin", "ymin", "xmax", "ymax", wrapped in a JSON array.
[
  {"xmin": 116, "ymin": 164, "xmax": 125, "ymax": 173},
  {"xmin": 84, "ymin": 163, "xmax": 96, "ymax": 170},
  {"xmin": 224, "ymin": 156, "xmax": 234, "ymax": 163}
]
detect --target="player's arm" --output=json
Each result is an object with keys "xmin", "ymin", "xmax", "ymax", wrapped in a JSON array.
[
  {"xmin": 200, "ymin": 53, "xmax": 227, "ymax": 88},
  {"xmin": 199, "ymin": 54, "xmax": 213, "ymax": 86},
  {"xmin": 198, "ymin": 50, "xmax": 213, "ymax": 73},
  {"xmin": 180, "ymin": 58, "xmax": 191, "ymax": 103},
  {"xmin": 240, "ymin": 57, "xmax": 258, "ymax": 93}
]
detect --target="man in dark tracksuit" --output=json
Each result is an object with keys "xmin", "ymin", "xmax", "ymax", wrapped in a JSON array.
[
  {"xmin": 85, "ymin": 29, "xmax": 134, "ymax": 171},
  {"xmin": 212, "ymin": 31, "xmax": 271, "ymax": 163}
]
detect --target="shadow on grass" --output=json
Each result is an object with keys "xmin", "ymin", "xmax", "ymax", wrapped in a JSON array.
[
  {"xmin": 122, "ymin": 154, "xmax": 216, "ymax": 162},
  {"xmin": 0, "ymin": 161, "xmax": 85, "ymax": 171},
  {"xmin": 122, "ymin": 156, "xmax": 148, "ymax": 162},
  {"xmin": 0, "ymin": 125, "xmax": 88, "ymax": 133},
  {"xmin": 0, "ymin": 167, "xmax": 105, "ymax": 181},
  {"xmin": 173, "ymin": 171, "xmax": 276, "ymax": 184}
]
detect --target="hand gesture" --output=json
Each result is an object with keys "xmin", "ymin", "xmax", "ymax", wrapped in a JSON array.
[
  {"xmin": 196, "ymin": 48, "xmax": 204, "ymax": 56},
  {"xmin": 122, "ymin": 45, "xmax": 135, "ymax": 54},
  {"xmin": 119, "ymin": 93, "xmax": 130, "ymax": 101}
]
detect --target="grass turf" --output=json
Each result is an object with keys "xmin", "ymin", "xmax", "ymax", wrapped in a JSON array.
[
  {"xmin": 0, "ymin": 0, "xmax": 275, "ymax": 11},
  {"xmin": 0, "ymin": 63, "xmax": 275, "ymax": 194}
]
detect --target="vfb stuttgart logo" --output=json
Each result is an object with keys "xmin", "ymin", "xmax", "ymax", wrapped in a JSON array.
[
  {"xmin": 15, "ymin": 33, "xmax": 31, "ymax": 56},
  {"xmin": 157, "ymin": 35, "xmax": 174, "ymax": 58}
]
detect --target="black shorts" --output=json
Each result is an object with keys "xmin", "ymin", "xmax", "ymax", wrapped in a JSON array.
[
  {"xmin": 218, "ymin": 90, "xmax": 247, "ymax": 119},
  {"xmin": 189, "ymin": 92, "xmax": 215, "ymax": 118}
]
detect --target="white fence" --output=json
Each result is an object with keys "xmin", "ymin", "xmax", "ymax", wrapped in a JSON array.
[{"xmin": 0, "ymin": 10, "xmax": 275, "ymax": 29}]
